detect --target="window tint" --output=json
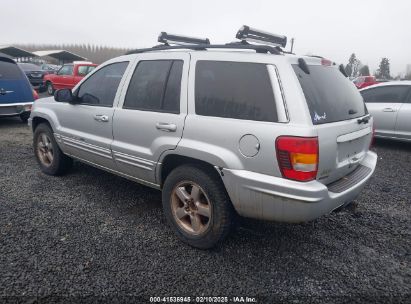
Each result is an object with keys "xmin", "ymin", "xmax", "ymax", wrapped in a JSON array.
[
  {"xmin": 0, "ymin": 60, "xmax": 24, "ymax": 80},
  {"xmin": 124, "ymin": 60, "xmax": 183, "ymax": 113},
  {"xmin": 77, "ymin": 62, "xmax": 128, "ymax": 107},
  {"xmin": 195, "ymin": 61, "xmax": 277, "ymax": 122},
  {"xmin": 58, "ymin": 65, "xmax": 73, "ymax": 76},
  {"xmin": 361, "ymin": 86, "xmax": 410, "ymax": 103},
  {"xmin": 77, "ymin": 65, "xmax": 95, "ymax": 76},
  {"xmin": 293, "ymin": 64, "xmax": 366, "ymax": 125}
]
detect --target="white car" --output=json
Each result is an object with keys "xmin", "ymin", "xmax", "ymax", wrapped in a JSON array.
[{"xmin": 360, "ymin": 81, "xmax": 411, "ymax": 142}]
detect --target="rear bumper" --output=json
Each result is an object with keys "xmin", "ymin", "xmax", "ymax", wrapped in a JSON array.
[
  {"xmin": 0, "ymin": 102, "xmax": 33, "ymax": 117},
  {"xmin": 221, "ymin": 151, "xmax": 377, "ymax": 223}
]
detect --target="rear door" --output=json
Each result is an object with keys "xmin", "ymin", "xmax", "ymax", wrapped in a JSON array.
[
  {"xmin": 56, "ymin": 61, "xmax": 129, "ymax": 170},
  {"xmin": 293, "ymin": 63, "xmax": 372, "ymax": 184},
  {"xmin": 0, "ymin": 59, "xmax": 33, "ymax": 104},
  {"xmin": 361, "ymin": 85, "xmax": 409, "ymax": 137},
  {"xmin": 395, "ymin": 87, "xmax": 411, "ymax": 140},
  {"xmin": 111, "ymin": 53, "xmax": 189, "ymax": 185}
]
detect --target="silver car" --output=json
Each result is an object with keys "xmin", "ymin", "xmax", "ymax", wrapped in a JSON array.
[
  {"xmin": 29, "ymin": 28, "xmax": 377, "ymax": 248},
  {"xmin": 360, "ymin": 81, "xmax": 411, "ymax": 141}
]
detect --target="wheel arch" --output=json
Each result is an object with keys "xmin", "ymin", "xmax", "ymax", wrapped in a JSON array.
[{"xmin": 158, "ymin": 154, "xmax": 224, "ymax": 188}]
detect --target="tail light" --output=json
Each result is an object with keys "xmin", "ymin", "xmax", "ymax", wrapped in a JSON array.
[
  {"xmin": 33, "ymin": 89, "xmax": 39, "ymax": 100},
  {"xmin": 275, "ymin": 136, "xmax": 319, "ymax": 182}
]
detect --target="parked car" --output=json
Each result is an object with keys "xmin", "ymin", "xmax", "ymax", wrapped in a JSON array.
[
  {"xmin": 29, "ymin": 28, "xmax": 377, "ymax": 249},
  {"xmin": 43, "ymin": 62, "xmax": 97, "ymax": 95},
  {"xmin": 17, "ymin": 63, "xmax": 47, "ymax": 90},
  {"xmin": 360, "ymin": 81, "xmax": 411, "ymax": 141},
  {"xmin": 40, "ymin": 64, "xmax": 61, "ymax": 74},
  {"xmin": 0, "ymin": 54, "xmax": 38, "ymax": 122},
  {"xmin": 353, "ymin": 76, "xmax": 378, "ymax": 89}
]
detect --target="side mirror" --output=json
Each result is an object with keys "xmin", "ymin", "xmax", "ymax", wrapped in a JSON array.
[{"xmin": 54, "ymin": 89, "xmax": 75, "ymax": 103}]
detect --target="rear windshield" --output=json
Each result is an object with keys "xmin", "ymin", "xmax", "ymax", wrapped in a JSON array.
[
  {"xmin": 293, "ymin": 64, "xmax": 366, "ymax": 125},
  {"xmin": 0, "ymin": 60, "xmax": 24, "ymax": 80}
]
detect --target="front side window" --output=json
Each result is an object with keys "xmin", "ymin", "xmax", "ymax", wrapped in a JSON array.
[
  {"xmin": 124, "ymin": 60, "xmax": 183, "ymax": 113},
  {"xmin": 77, "ymin": 62, "xmax": 128, "ymax": 107},
  {"xmin": 58, "ymin": 65, "xmax": 73, "ymax": 76},
  {"xmin": 195, "ymin": 61, "xmax": 278, "ymax": 122},
  {"xmin": 361, "ymin": 86, "xmax": 410, "ymax": 103}
]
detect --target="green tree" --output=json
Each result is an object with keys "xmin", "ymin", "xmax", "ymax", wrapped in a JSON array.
[
  {"xmin": 345, "ymin": 53, "xmax": 361, "ymax": 77},
  {"xmin": 359, "ymin": 65, "xmax": 370, "ymax": 76},
  {"xmin": 375, "ymin": 58, "xmax": 391, "ymax": 80}
]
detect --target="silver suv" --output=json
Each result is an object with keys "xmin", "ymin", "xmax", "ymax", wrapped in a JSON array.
[{"xmin": 29, "ymin": 27, "xmax": 377, "ymax": 248}]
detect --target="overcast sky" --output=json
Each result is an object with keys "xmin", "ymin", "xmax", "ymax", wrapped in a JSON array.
[{"xmin": 2, "ymin": 0, "xmax": 410, "ymax": 75}]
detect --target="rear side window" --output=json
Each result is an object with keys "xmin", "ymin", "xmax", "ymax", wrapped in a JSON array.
[
  {"xmin": 124, "ymin": 60, "xmax": 183, "ymax": 113},
  {"xmin": 78, "ymin": 65, "xmax": 96, "ymax": 76},
  {"xmin": 293, "ymin": 64, "xmax": 366, "ymax": 125},
  {"xmin": 77, "ymin": 61, "xmax": 128, "ymax": 107},
  {"xmin": 0, "ymin": 60, "xmax": 24, "ymax": 80},
  {"xmin": 195, "ymin": 61, "xmax": 277, "ymax": 122},
  {"xmin": 361, "ymin": 86, "xmax": 410, "ymax": 103},
  {"xmin": 58, "ymin": 65, "xmax": 74, "ymax": 76}
]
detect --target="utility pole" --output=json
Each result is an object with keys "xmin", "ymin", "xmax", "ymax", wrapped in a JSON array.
[{"xmin": 290, "ymin": 38, "xmax": 295, "ymax": 53}]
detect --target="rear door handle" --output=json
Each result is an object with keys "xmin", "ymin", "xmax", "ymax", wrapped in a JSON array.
[
  {"xmin": 94, "ymin": 114, "xmax": 109, "ymax": 122},
  {"xmin": 156, "ymin": 122, "xmax": 177, "ymax": 132},
  {"xmin": 383, "ymin": 108, "xmax": 396, "ymax": 112}
]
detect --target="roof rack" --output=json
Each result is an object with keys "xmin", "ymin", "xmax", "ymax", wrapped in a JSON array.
[
  {"xmin": 126, "ymin": 41, "xmax": 281, "ymax": 55},
  {"xmin": 126, "ymin": 26, "xmax": 286, "ymax": 55}
]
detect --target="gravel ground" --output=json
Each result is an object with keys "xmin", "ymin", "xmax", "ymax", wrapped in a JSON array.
[{"xmin": 0, "ymin": 116, "xmax": 410, "ymax": 303}]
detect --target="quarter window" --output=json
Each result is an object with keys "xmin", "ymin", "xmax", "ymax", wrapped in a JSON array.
[
  {"xmin": 195, "ymin": 61, "xmax": 278, "ymax": 122},
  {"xmin": 361, "ymin": 86, "xmax": 410, "ymax": 103},
  {"xmin": 123, "ymin": 60, "xmax": 183, "ymax": 113},
  {"xmin": 77, "ymin": 62, "xmax": 128, "ymax": 107}
]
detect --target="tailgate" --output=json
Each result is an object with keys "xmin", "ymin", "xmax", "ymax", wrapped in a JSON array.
[
  {"xmin": 0, "ymin": 79, "xmax": 33, "ymax": 104},
  {"xmin": 315, "ymin": 118, "xmax": 373, "ymax": 184}
]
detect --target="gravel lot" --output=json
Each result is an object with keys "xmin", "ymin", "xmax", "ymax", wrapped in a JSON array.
[{"xmin": 0, "ymin": 115, "xmax": 410, "ymax": 303}]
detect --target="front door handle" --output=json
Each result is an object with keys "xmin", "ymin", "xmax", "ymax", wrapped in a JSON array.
[
  {"xmin": 383, "ymin": 108, "xmax": 395, "ymax": 112},
  {"xmin": 94, "ymin": 114, "xmax": 109, "ymax": 122},
  {"xmin": 156, "ymin": 122, "xmax": 177, "ymax": 132}
]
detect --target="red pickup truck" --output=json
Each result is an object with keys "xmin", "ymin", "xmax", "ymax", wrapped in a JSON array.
[
  {"xmin": 44, "ymin": 62, "xmax": 97, "ymax": 95},
  {"xmin": 353, "ymin": 76, "xmax": 378, "ymax": 89}
]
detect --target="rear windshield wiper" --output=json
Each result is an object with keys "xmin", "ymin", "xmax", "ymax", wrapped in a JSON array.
[
  {"xmin": 357, "ymin": 115, "xmax": 371, "ymax": 124},
  {"xmin": 348, "ymin": 109, "xmax": 357, "ymax": 115}
]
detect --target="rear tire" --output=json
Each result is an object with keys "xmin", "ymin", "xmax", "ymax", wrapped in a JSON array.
[
  {"xmin": 20, "ymin": 112, "xmax": 30, "ymax": 123},
  {"xmin": 33, "ymin": 123, "xmax": 72, "ymax": 175},
  {"xmin": 46, "ymin": 82, "xmax": 54, "ymax": 95},
  {"xmin": 162, "ymin": 164, "xmax": 235, "ymax": 249}
]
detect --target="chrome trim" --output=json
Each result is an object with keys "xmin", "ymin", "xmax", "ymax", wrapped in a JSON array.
[
  {"xmin": 0, "ymin": 102, "xmax": 34, "ymax": 107},
  {"xmin": 61, "ymin": 136, "xmax": 112, "ymax": 159},
  {"xmin": 113, "ymin": 151, "xmax": 155, "ymax": 171}
]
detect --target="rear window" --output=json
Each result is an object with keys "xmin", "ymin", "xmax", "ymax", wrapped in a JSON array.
[
  {"xmin": 293, "ymin": 64, "xmax": 366, "ymax": 125},
  {"xmin": 195, "ymin": 61, "xmax": 278, "ymax": 122},
  {"xmin": 0, "ymin": 60, "xmax": 24, "ymax": 80}
]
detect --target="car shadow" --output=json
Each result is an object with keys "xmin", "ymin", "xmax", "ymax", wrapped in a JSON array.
[
  {"xmin": 0, "ymin": 116, "xmax": 27, "ymax": 128},
  {"xmin": 373, "ymin": 138, "xmax": 411, "ymax": 152}
]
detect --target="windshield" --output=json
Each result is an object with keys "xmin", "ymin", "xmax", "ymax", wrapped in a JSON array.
[{"xmin": 293, "ymin": 64, "xmax": 366, "ymax": 125}]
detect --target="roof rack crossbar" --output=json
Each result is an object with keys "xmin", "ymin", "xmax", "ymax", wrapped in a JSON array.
[{"xmin": 126, "ymin": 43, "xmax": 281, "ymax": 55}]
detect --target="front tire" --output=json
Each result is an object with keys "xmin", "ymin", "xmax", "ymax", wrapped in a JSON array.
[
  {"xmin": 20, "ymin": 112, "xmax": 30, "ymax": 123},
  {"xmin": 33, "ymin": 123, "xmax": 72, "ymax": 175},
  {"xmin": 162, "ymin": 165, "xmax": 235, "ymax": 249}
]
